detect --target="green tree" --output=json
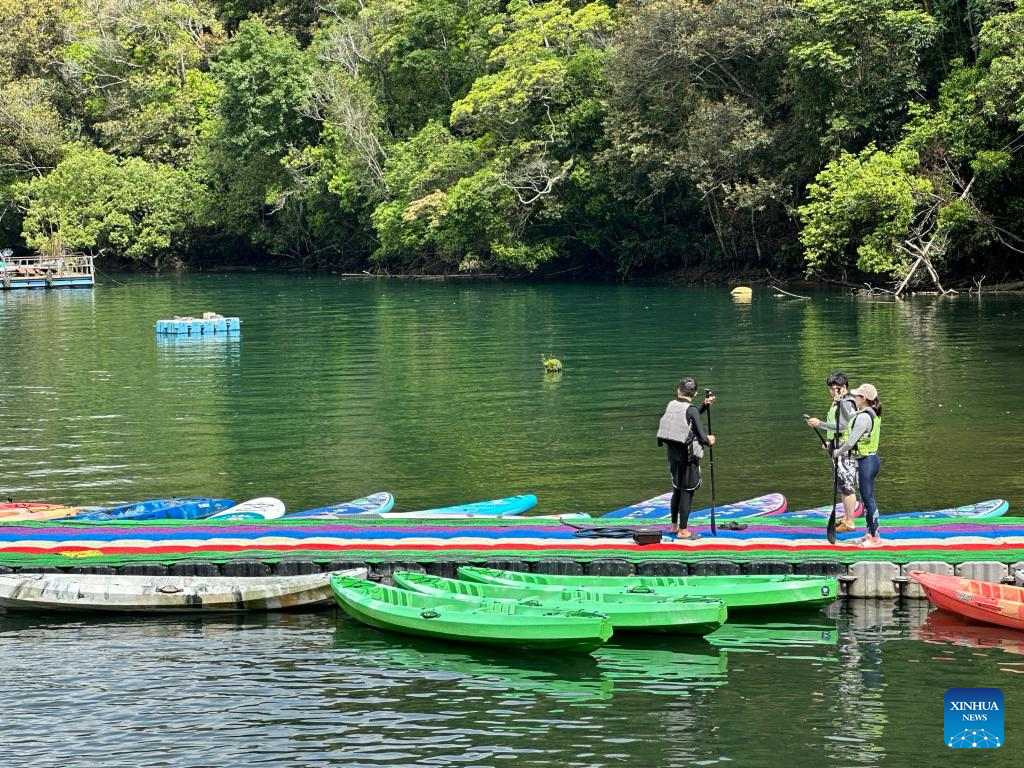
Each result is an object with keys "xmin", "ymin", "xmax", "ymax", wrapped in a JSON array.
[
  {"xmin": 788, "ymin": 0, "xmax": 939, "ymax": 155},
  {"xmin": 18, "ymin": 144, "xmax": 199, "ymax": 266},
  {"xmin": 604, "ymin": 0, "xmax": 794, "ymax": 268}
]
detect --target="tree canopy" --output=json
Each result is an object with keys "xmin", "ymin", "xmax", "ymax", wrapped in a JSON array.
[{"xmin": 1, "ymin": 0, "xmax": 1022, "ymax": 289}]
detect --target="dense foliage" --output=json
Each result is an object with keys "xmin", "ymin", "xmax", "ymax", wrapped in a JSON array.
[{"xmin": 2, "ymin": 0, "xmax": 1023, "ymax": 288}]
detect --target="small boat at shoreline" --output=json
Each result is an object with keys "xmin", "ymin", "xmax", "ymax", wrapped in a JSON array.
[
  {"xmin": 457, "ymin": 567, "xmax": 838, "ymax": 611},
  {"xmin": 392, "ymin": 571, "xmax": 727, "ymax": 634},
  {"xmin": 0, "ymin": 568, "xmax": 366, "ymax": 613},
  {"xmin": 330, "ymin": 575, "xmax": 613, "ymax": 652},
  {"xmin": 910, "ymin": 571, "xmax": 1024, "ymax": 632}
]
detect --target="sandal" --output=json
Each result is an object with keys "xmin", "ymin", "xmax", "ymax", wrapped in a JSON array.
[
  {"xmin": 721, "ymin": 521, "xmax": 748, "ymax": 531},
  {"xmin": 836, "ymin": 519, "xmax": 857, "ymax": 533},
  {"xmin": 675, "ymin": 530, "xmax": 702, "ymax": 541}
]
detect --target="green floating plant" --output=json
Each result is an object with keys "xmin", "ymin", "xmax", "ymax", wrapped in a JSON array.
[{"xmin": 542, "ymin": 355, "xmax": 563, "ymax": 373}]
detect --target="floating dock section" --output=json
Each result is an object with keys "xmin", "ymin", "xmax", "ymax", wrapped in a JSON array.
[
  {"xmin": 0, "ymin": 253, "xmax": 94, "ymax": 289},
  {"xmin": 1, "ymin": 516, "xmax": 1022, "ymax": 598},
  {"xmin": 155, "ymin": 314, "xmax": 241, "ymax": 336}
]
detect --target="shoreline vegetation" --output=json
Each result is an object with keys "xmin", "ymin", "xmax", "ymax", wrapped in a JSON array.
[
  {"xmin": 111, "ymin": 262, "xmax": 1024, "ymax": 296},
  {"xmin": 3, "ymin": 0, "xmax": 1024, "ymax": 294}
]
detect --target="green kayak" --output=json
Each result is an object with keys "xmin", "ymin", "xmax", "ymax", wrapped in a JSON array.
[
  {"xmin": 393, "ymin": 571, "xmax": 727, "ymax": 635},
  {"xmin": 457, "ymin": 567, "xmax": 838, "ymax": 611},
  {"xmin": 330, "ymin": 575, "xmax": 613, "ymax": 653}
]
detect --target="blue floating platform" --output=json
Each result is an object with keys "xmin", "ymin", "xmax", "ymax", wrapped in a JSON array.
[{"xmin": 155, "ymin": 316, "xmax": 241, "ymax": 336}]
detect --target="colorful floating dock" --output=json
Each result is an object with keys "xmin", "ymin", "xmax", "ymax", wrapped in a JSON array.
[{"xmin": 0, "ymin": 516, "xmax": 1021, "ymax": 598}]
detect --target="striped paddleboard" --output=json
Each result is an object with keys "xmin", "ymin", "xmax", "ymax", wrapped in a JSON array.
[{"xmin": 603, "ymin": 493, "xmax": 786, "ymax": 521}]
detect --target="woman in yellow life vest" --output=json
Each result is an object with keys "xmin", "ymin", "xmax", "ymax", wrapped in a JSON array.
[{"xmin": 834, "ymin": 383, "xmax": 882, "ymax": 546}]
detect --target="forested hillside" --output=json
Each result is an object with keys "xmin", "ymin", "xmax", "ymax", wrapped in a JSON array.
[{"xmin": 2, "ymin": 0, "xmax": 1023, "ymax": 289}]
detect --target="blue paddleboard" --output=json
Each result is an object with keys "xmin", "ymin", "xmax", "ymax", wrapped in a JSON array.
[
  {"xmin": 602, "ymin": 493, "xmax": 787, "ymax": 521},
  {"xmin": 383, "ymin": 494, "xmax": 539, "ymax": 519},
  {"xmin": 68, "ymin": 497, "xmax": 235, "ymax": 522},
  {"xmin": 773, "ymin": 499, "xmax": 1009, "ymax": 522},
  {"xmin": 205, "ymin": 497, "xmax": 286, "ymax": 521},
  {"xmin": 285, "ymin": 492, "xmax": 396, "ymax": 519}
]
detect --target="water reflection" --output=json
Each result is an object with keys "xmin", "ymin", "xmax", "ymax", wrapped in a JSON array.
[
  {"xmin": 916, "ymin": 609, "xmax": 1024, "ymax": 657},
  {"xmin": 0, "ymin": 603, "xmax": 1017, "ymax": 767},
  {"xmin": 333, "ymin": 622, "xmax": 615, "ymax": 701}
]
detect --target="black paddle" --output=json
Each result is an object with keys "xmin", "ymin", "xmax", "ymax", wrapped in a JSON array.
[
  {"xmin": 705, "ymin": 389, "xmax": 717, "ymax": 537},
  {"xmin": 805, "ymin": 413, "xmax": 838, "ymax": 544}
]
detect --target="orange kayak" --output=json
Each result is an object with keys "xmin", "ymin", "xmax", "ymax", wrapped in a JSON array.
[
  {"xmin": 910, "ymin": 571, "xmax": 1024, "ymax": 633},
  {"xmin": 0, "ymin": 503, "xmax": 79, "ymax": 522}
]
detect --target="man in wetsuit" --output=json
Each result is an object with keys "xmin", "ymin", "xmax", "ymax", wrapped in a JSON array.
[{"xmin": 657, "ymin": 377, "xmax": 716, "ymax": 540}]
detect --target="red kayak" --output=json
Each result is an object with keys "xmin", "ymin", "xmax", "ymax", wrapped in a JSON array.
[{"xmin": 910, "ymin": 571, "xmax": 1024, "ymax": 633}]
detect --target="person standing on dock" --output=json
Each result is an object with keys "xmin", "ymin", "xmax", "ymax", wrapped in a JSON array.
[
  {"xmin": 835, "ymin": 384, "xmax": 883, "ymax": 547},
  {"xmin": 657, "ymin": 377, "xmax": 716, "ymax": 540},
  {"xmin": 806, "ymin": 372, "xmax": 859, "ymax": 532}
]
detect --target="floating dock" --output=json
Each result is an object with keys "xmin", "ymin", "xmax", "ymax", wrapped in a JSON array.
[
  {"xmin": 0, "ymin": 516, "xmax": 1021, "ymax": 598},
  {"xmin": 155, "ymin": 314, "xmax": 241, "ymax": 335},
  {"xmin": 0, "ymin": 253, "xmax": 94, "ymax": 289}
]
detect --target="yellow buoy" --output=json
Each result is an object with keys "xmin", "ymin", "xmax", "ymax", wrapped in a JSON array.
[{"xmin": 730, "ymin": 286, "xmax": 753, "ymax": 298}]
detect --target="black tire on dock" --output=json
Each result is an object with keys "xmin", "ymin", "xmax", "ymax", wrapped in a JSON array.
[
  {"xmin": 274, "ymin": 560, "xmax": 321, "ymax": 576},
  {"xmin": 425, "ymin": 561, "xmax": 460, "ymax": 579},
  {"xmin": 637, "ymin": 560, "xmax": 689, "ymax": 577},
  {"xmin": 117, "ymin": 564, "xmax": 169, "ymax": 576},
  {"xmin": 74, "ymin": 566, "xmax": 117, "ymax": 575},
  {"xmin": 688, "ymin": 560, "xmax": 741, "ymax": 576},
  {"xmin": 586, "ymin": 559, "xmax": 634, "ymax": 577},
  {"xmin": 478, "ymin": 558, "xmax": 531, "ymax": 573},
  {"xmin": 741, "ymin": 561, "xmax": 793, "ymax": 575},
  {"xmin": 372, "ymin": 562, "xmax": 424, "ymax": 584},
  {"xmin": 221, "ymin": 560, "xmax": 272, "ymax": 578},
  {"xmin": 169, "ymin": 562, "xmax": 221, "ymax": 577},
  {"xmin": 794, "ymin": 560, "xmax": 845, "ymax": 576},
  {"xmin": 531, "ymin": 558, "xmax": 583, "ymax": 576}
]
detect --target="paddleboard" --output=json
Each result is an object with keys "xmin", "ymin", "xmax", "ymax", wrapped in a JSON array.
[
  {"xmin": 0, "ymin": 503, "xmax": 80, "ymax": 522},
  {"xmin": 768, "ymin": 498, "xmax": 1009, "ymax": 523},
  {"xmin": 285, "ymin": 492, "xmax": 396, "ymax": 519},
  {"xmin": 602, "ymin": 493, "xmax": 787, "ymax": 521},
  {"xmin": 205, "ymin": 497, "xmax": 286, "ymax": 521},
  {"xmin": 69, "ymin": 498, "xmax": 235, "ymax": 522},
  {"xmin": 382, "ymin": 494, "xmax": 539, "ymax": 519}
]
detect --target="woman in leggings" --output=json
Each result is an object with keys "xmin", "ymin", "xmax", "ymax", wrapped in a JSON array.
[{"xmin": 835, "ymin": 383, "xmax": 882, "ymax": 547}]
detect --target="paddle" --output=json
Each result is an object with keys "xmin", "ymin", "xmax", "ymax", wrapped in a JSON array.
[
  {"xmin": 705, "ymin": 389, "xmax": 717, "ymax": 537},
  {"xmin": 803, "ymin": 416, "xmax": 829, "ymax": 450},
  {"xmin": 805, "ymin": 413, "xmax": 838, "ymax": 544},
  {"xmin": 827, "ymin": 424, "xmax": 839, "ymax": 545}
]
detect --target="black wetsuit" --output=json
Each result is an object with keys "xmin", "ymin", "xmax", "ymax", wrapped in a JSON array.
[{"xmin": 657, "ymin": 402, "xmax": 710, "ymax": 529}]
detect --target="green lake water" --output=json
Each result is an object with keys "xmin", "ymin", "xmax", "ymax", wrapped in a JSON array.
[
  {"xmin": 1, "ymin": 275, "xmax": 1022, "ymax": 765},
  {"xmin": 1, "ymin": 275, "xmax": 1023, "ymax": 513}
]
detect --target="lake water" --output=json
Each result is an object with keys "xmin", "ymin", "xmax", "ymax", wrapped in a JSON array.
[
  {"xmin": 1, "ymin": 276, "xmax": 1022, "ymax": 765},
  {"xmin": 1, "ymin": 275, "xmax": 1023, "ymax": 515},
  {"xmin": 0, "ymin": 602, "xmax": 1019, "ymax": 766}
]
